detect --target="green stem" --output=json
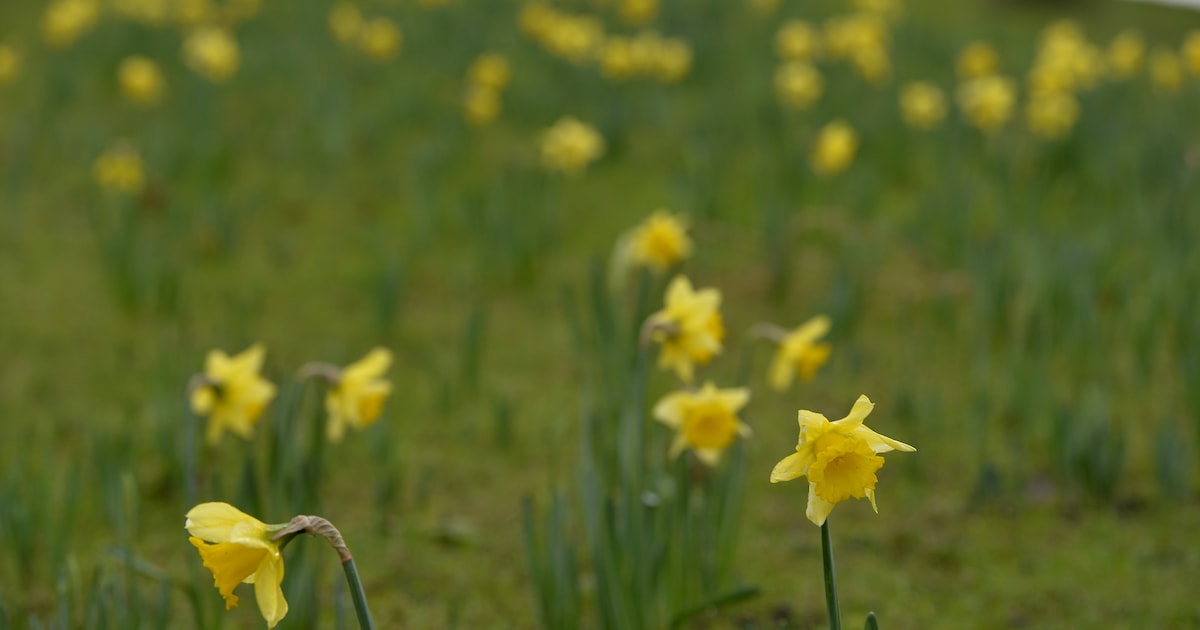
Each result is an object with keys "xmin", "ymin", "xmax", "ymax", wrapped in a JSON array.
[
  {"xmin": 342, "ymin": 558, "xmax": 375, "ymax": 630},
  {"xmin": 821, "ymin": 520, "xmax": 842, "ymax": 630}
]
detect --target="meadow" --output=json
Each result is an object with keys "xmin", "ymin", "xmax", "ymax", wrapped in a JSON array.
[{"xmin": 1, "ymin": 0, "xmax": 1199, "ymax": 628}]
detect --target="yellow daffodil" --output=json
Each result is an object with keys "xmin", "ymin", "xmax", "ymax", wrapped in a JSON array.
[
  {"xmin": 93, "ymin": 142, "xmax": 146, "ymax": 195},
  {"xmin": 899, "ymin": 81, "xmax": 946, "ymax": 130},
  {"xmin": 184, "ymin": 27, "xmax": 240, "ymax": 83},
  {"xmin": 646, "ymin": 275, "xmax": 724, "ymax": 383},
  {"xmin": 328, "ymin": 3, "xmax": 363, "ymax": 45},
  {"xmin": 359, "ymin": 17, "xmax": 402, "ymax": 61},
  {"xmin": 768, "ymin": 316, "xmax": 832, "ymax": 391},
  {"xmin": 774, "ymin": 61, "xmax": 823, "ymax": 110},
  {"xmin": 118, "ymin": 56, "xmax": 166, "ymax": 106},
  {"xmin": 1182, "ymin": 30, "xmax": 1200, "ymax": 77},
  {"xmin": 625, "ymin": 209, "xmax": 693, "ymax": 272},
  {"xmin": 619, "ymin": 0, "xmax": 658, "ymax": 26},
  {"xmin": 956, "ymin": 41, "xmax": 999, "ymax": 79},
  {"xmin": 649, "ymin": 37, "xmax": 692, "ymax": 83},
  {"xmin": 323, "ymin": 348, "xmax": 393, "ymax": 443},
  {"xmin": 599, "ymin": 37, "xmax": 637, "ymax": 81},
  {"xmin": 1149, "ymin": 48, "xmax": 1183, "ymax": 94},
  {"xmin": 111, "ymin": 0, "xmax": 170, "ymax": 26},
  {"xmin": 1025, "ymin": 89, "xmax": 1079, "ymax": 140},
  {"xmin": 1107, "ymin": 30, "xmax": 1144, "ymax": 79},
  {"xmin": 469, "ymin": 53, "xmax": 512, "ymax": 91},
  {"xmin": 0, "ymin": 45, "xmax": 20, "ymax": 85},
  {"xmin": 810, "ymin": 119, "xmax": 858, "ymax": 177},
  {"xmin": 654, "ymin": 382, "xmax": 751, "ymax": 466},
  {"xmin": 771, "ymin": 395, "xmax": 914, "ymax": 526},
  {"xmin": 957, "ymin": 75, "xmax": 1016, "ymax": 132},
  {"xmin": 775, "ymin": 20, "xmax": 821, "ymax": 62},
  {"xmin": 41, "ymin": 0, "xmax": 99, "ymax": 49},
  {"xmin": 540, "ymin": 117, "xmax": 605, "ymax": 175},
  {"xmin": 186, "ymin": 502, "xmax": 288, "ymax": 628},
  {"xmin": 463, "ymin": 85, "xmax": 501, "ymax": 126},
  {"xmin": 824, "ymin": 13, "xmax": 887, "ymax": 61},
  {"xmin": 850, "ymin": 43, "xmax": 891, "ymax": 85},
  {"xmin": 541, "ymin": 14, "xmax": 605, "ymax": 65},
  {"xmin": 851, "ymin": 0, "xmax": 903, "ymax": 22},
  {"xmin": 176, "ymin": 0, "xmax": 214, "ymax": 27},
  {"xmin": 190, "ymin": 343, "xmax": 277, "ymax": 445}
]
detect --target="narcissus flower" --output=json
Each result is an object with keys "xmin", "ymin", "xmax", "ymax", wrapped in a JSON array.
[
  {"xmin": 359, "ymin": 17, "xmax": 402, "ymax": 61},
  {"xmin": 768, "ymin": 315, "xmax": 832, "ymax": 391},
  {"xmin": 540, "ymin": 117, "xmax": 605, "ymax": 175},
  {"xmin": 810, "ymin": 119, "xmax": 858, "ymax": 177},
  {"xmin": 774, "ymin": 61, "xmax": 823, "ymax": 110},
  {"xmin": 118, "ymin": 56, "xmax": 166, "ymax": 106},
  {"xmin": 619, "ymin": 0, "xmax": 658, "ymax": 26},
  {"xmin": 645, "ymin": 276, "xmax": 724, "ymax": 383},
  {"xmin": 186, "ymin": 502, "xmax": 288, "ymax": 628},
  {"xmin": 184, "ymin": 27, "xmax": 240, "ymax": 83},
  {"xmin": 328, "ymin": 2, "xmax": 363, "ymax": 45},
  {"xmin": 957, "ymin": 75, "xmax": 1016, "ymax": 132},
  {"xmin": 1025, "ymin": 89, "xmax": 1079, "ymax": 140},
  {"xmin": 1149, "ymin": 48, "xmax": 1183, "ymax": 94},
  {"xmin": 323, "ymin": 348, "xmax": 393, "ymax": 443},
  {"xmin": 771, "ymin": 395, "xmax": 914, "ymax": 526},
  {"xmin": 775, "ymin": 20, "xmax": 821, "ymax": 61},
  {"xmin": 0, "ymin": 45, "xmax": 20, "ymax": 85},
  {"xmin": 654, "ymin": 382, "xmax": 751, "ymax": 466},
  {"xmin": 1107, "ymin": 30, "xmax": 1144, "ymax": 79},
  {"xmin": 627, "ymin": 210, "xmax": 693, "ymax": 272},
  {"xmin": 956, "ymin": 41, "xmax": 999, "ymax": 79},
  {"xmin": 41, "ymin": 0, "xmax": 99, "ymax": 49},
  {"xmin": 469, "ymin": 53, "xmax": 512, "ymax": 91},
  {"xmin": 899, "ymin": 81, "xmax": 946, "ymax": 130},
  {"xmin": 93, "ymin": 141, "xmax": 146, "ymax": 195},
  {"xmin": 190, "ymin": 343, "xmax": 277, "ymax": 445},
  {"xmin": 462, "ymin": 85, "xmax": 501, "ymax": 125}
]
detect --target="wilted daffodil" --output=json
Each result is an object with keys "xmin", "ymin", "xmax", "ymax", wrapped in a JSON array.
[
  {"xmin": 899, "ymin": 81, "xmax": 946, "ymax": 130},
  {"xmin": 767, "ymin": 315, "xmax": 832, "ymax": 391},
  {"xmin": 190, "ymin": 343, "xmax": 277, "ymax": 445},
  {"xmin": 118, "ymin": 56, "xmax": 166, "ymax": 106},
  {"xmin": 810, "ymin": 119, "xmax": 858, "ymax": 177},
  {"xmin": 540, "ymin": 117, "xmax": 605, "ymax": 175},
  {"xmin": 184, "ymin": 27, "xmax": 240, "ymax": 83},
  {"xmin": 654, "ymin": 382, "xmax": 751, "ymax": 466},
  {"xmin": 93, "ymin": 141, "xmax": 146, "ymax": 195},
  {"xmin": 644, "ymin": 275, "xmax": 724, "ymax": 383},
  {"xmin": 302, "ymin": 348, "xmax": 393, "ymax": 443},
  {"xmin": 186, "ymin": 502, "xmax": 288, "ymax": 628},
  {"xmin": 771, "ymin": 395, "xmax": 914, "ymax": 526}
]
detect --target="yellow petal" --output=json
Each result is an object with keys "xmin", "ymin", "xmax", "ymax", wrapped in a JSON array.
[
  {"xmin": 770, "ymin": 451, "xmax": 810, "ymax": 482},
  {"xmin": 805, "ymin": 481, "xmax": 836, "ymax": 526},
  {"xmin": 190, "ymin": 386, "xmax": 216, "ymax": 414},
  {"xmin": 325, "ymin": 392, "xmax": 348, "ymax": 443},
  {"xmin": 190, "ymin": 537, "xmax": 269, "ymax": 610},
  {"xmin": 694, "ymin": 447, "xmax": 722, "ymax": 466},
  {"xmin": 713, "ymin": 385, "xmax": 751, "ymax": 414},
  {"xmin": 652, "ymin": 390, "xmax": 687, "ymax": 428},
  {"xmin": 832, "ymin": 394, "xmax": 874, "ymax": 429},
  {"xmin": 343, "ymin": 347, "xmax": 392, "ymax": 382},
  {"xmin": 204, "ymin": 349, "xmax": 233, "ymax": 378},
  {"xmin": 851, "ymin": 424, "xmax": 916, "ymax": 453},
  {"xmin": 865, "ymin": 487, "xmax": 878, "ymax": 513},
  {"xmin": 186, "ymin": 502, "xmax": 262, "ymax": 542},
  {"xmin": 230, "ymin": 343, "xmax": 267, "ymax": 375},
  {"xmin": 668, "ymin": 434, "xmax": 688, "ymax": 460},
  {"xmin": 789, "ymin": 315, "xmax": 831, "ymax": 344},
  {"xmin": 768, "ymin": 350, "xmax": 794, "ymax": 391},
  {"xmin": 254, "ymin": 553, "xmax": 288, "ymax": 628}
]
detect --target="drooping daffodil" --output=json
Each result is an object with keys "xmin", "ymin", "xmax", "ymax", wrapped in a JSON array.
[
  {"xmin": 767, "ymin": 315, "xmax": 832, "ymax": 391},
  {"xmin": 771, "ymin": 395, "xmax": 914, "ymax": 526},
  {"xmin": 323, "ymin": 348, "xmax": 393, "ymax": 443},
  {"xmin": 189, "ymin": 343, "xmax": 277, "ymax": 445},
  {"xmin": 186, "ymin": 502, "xmax": 289, "ymax": 628}
]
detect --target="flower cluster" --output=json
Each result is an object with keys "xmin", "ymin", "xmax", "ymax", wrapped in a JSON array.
[{"xmin": 328, "ymin": 3, "xmax": 402, "ymax": 61}]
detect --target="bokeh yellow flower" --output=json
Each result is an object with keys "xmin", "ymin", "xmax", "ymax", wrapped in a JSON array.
[
  {"xmin": 1149, "ymin": 48, "xmax": 1183, "ymax": 94},
  {"xmin": 619, "ymin": 0, "xmax": 658, "ymax": 26},
  {"xmin": 850, "ymin": 43, "xmax": 891, "ymax": 85},
  {"xmin": 540, "ymin": 117, "xmax": 605, "ymax": 175},
  {"xmin": 190, "ymin": 343, "xmax": 277, "ymax": 445},
  {"xmin": 186, "ymin": 502, "xmax": 288, "ymax": 628},
  {"xmin": 184, "ymin": 27, "xmax": 240, "ymax": 83},
  {"xmin": 774, "ymin": 61, "xmax": 823, "ymax": 110},
  {"xmin": 541, "ymin": 13, "xmax": 604, "ymax": 65},
  {"xmin": 775, "ymin": 20, "xmax": 821, "ymax": 62},
  {"xmin": 42, "ymin": 0, "xmax": 99, "ymax": 49},
  {"xmin": 176, "ymin": 0, "xmax": 214, "ymax": 27},
  {"xmin": 118, "ymin": 56, "xmax": 166, "ymax": 106},
  {"xmin": 324, "ymin": 348, "xmax": 393, "ymax": 443},
  {"xmin": 851, "ymin": 0, "xmax": 903, "ymax": 21},
  {"xmin": 957, "ymin": 75, "xmax": 1016, "ymax": 132},
  {"xmin": 899, "ymin": 81, "xmax": 946, "ymax": 130},
  {"xmin": 469, "ymin": 53, "xmax": 512, "ymax": 91},
  {"xmin": 463, "ymin": 86, "xmax": 501, "ymax": 126},
  {"xmin": 599, "ymin": 37, "xmax": 637, "ymax": 81},
  {"xmin": 93, "ymin": 142, "xmax": 146, "ymax": 195},
  {"xmin": 648, "ymin": 37, "xmax": 692, "ymax": 83},
  {"xmin": 770, "ymin": 395, "xmax": 914, "ymax": 526},
  {"xmin": 1107, "ymin": 30, "xmax": 1144, "ymax": 79},
  {"xmin": 654, "ymin": 382, "xmax": 751, "ymax": 466},
  {"xmin": 956, "ymin": 41, "xmax": 999, "ymax": 80},
  {"xmin": 628, "ymin": 209, "xmax": 693, "ymax": 273},
  {"xmin": 1182, "ymin": 30, "xmax": 1200, "ymax": 76},
  {"xmin": 359, "ymin": 17, "xmax": 402, "ymax": 61},
  {"xmin": 746, "ymin": 0, "xmax": 781, "ymax": 16},
  {"xmin": 0, "ymin": 45, "xmax": 20, "ymax": 85},
  {"xmin": 646, "ymin": 275, "xmax": 724, "ymax": 383},
  {"xmin": 824, "ymin": 13, "xmax": 887, "ymax": 62},
  {"xmin": 111, "ymin": 0, "xmax": 170, "ymax": 26},
  {"xmin": 328, "ymin": 2, "xmax": 363, "ymax": 45},
  {"xmin": 768, "ymin": 315, "xmax": 832, "ymax": 391},
  {"xmin": 810, "ymin": 120, "xmax": 858, "ymax": 177},
  {"xmin": 1025, "ymin": 89, "xmax": 1079, "ymax": 140}
]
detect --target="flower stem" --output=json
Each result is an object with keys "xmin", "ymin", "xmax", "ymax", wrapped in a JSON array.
[
  {"xmin": 342, "ymin": 558, "xmax": 375, "ymax": 630},
  {"xmin": 821, "ymin": 520, "xmax": 842, "ymax": 630}
]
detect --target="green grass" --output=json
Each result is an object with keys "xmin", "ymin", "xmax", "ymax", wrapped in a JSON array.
[{"xmin": 2, "ymin": 0, "xmax": 1199, "ymax": 627}]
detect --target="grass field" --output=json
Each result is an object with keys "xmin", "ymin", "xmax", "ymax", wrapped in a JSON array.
[{"xmin": 2, "ymin": 0, "xmax": 1200, "ymax": 628}]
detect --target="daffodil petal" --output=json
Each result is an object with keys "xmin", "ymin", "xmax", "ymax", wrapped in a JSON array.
[
  {"xmin": 186, "ymin": 503, "xmax": 260, "ymax": 542},
  {"xmin": 254, "ymin": 553, "xmax": 288, "ymax": 629},
  {"xmin": 805, "ymin": 482, "xmax": 836, "ymax": 526},
  {"xmin": 833, "ymin": 394, "xmax": 874, "ymax": 429},
  {"xmin": 852, "ymin": 425, "xmax": 916, "ymax": 453},
  {"xmin": 792, "ymin": 315, "xmax": 831, "ymax": 343},
  {"xmin": 652, "ymin": 391, "xmax": 688, "ymax": 428},
  {"xmin": 770, "ymin": 451, "xmax": 811, "ymax": 483}
]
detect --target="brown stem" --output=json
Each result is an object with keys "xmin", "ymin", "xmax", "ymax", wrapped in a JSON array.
[{"xmin": 272, "ymin": 515, "xmax": 353, "ymax": 563}]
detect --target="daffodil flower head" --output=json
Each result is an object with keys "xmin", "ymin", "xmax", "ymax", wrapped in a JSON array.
[
  {"xmin": 899, "ymin": 81, "xmax": 946, "ymax": 130},
  {"xmin": 810, "ymin": 119, "xmax": 858, "ymax": 177},
  {"xmin": 654, "ymin": 382, "xmax": 751, "ymax": 466},
  {"xmin": 770, "ymin": 395, "xmax": 914, "ymax": 526},
  {"xmin": 118, "ymin": 55, "xmax": 167, "ymax": 106},
  {"xmin": 627, "ymin": 209, "xmax": 693, "ymax": 273},
  {"xmin": 358, "ymin": 17, "xmax": 402, "ymax": 61},
  {"xmin": 957, "ymin": 75, "xmax": 1017, "ymax": 132},
  {"xmin": 1107, "ymin": 30, "xmax": 1145, "ymax": 79},
  {"xmin": 956, "ymin": 41, "xmax": 999, "ymax": 80},
  {"xmin": 328, "ymin": 2, "xmax": 363, "ymax": 45},
  {"xmin": 186, "ymin": 502, "xmax": 289, "ymax": 628},
  {"xmin": 468, "ymin": 53, "xmax": 512, "ymax": 91},
  {"xmin": 540, "ymin": 117, "xmax": 605, "ymax": 175},
  {"xmin": 190, "ymin": 343, "xmax": 277, "ymax": 445},
  {"xmin": 645, "ymin": 276, "xmax": 724, "ymax": 383},
  {"xmin": 768, "ymin": 315, "xmax": 832, "ymax": 391},
  {"xmin": 323, "ymin": 347, "xmax": 393, "ymax": 443},
  {"xmin": 184, "ymin": 26, "xmax": 240, "ymax": 83},
  {"xmin": 93, "ymin": 141, "xmax": 146, "ymax": 195}
]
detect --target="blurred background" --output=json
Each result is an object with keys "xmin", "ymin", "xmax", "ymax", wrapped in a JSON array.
[{"xmin": 1, "ymin": 0, "xmax": 1199, "ymax": 627}]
